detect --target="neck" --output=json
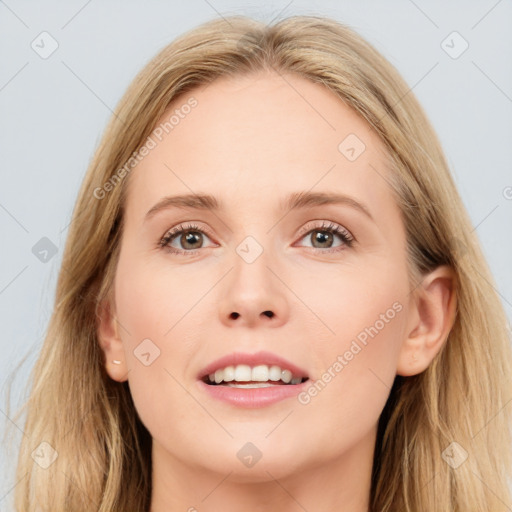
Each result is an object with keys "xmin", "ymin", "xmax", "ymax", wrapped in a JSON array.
[{"xmin": 149, "ymin": 426, "xmax": 376, "ymax": 512}]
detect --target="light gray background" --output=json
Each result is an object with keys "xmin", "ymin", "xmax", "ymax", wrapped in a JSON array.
[{"xmin": 1, "ymin": 0, "xmax": 511, "ymax": 507}]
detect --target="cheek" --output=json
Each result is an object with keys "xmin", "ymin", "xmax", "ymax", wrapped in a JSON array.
[
  {"xmin": 112, "ymin": 255, "xmax": 184, "ymax": 415},
  {"xmin": 330, "ymin": 275, "xmax": 406, "ymax": 373},
  {"xmin": 114, "ymin": 252, "xmax": 201, "ymax": 343},
  {"xmin": 294, "ymin": 259, "xmax": 407, "ymax": 358},
  {"xmin": 294, "ymin": 263, "xmax": 407, "ymax": 422},
  {"xmin": 113, "ymin": 249, "xmax": 222, "ymax": 428}
]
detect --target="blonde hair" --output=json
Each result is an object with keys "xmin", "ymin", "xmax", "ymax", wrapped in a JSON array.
[{"xmin": 5, "ymin": 14, "xmax": 512, "ymax": 511}]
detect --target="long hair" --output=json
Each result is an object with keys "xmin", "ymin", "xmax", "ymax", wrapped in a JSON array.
[{"xmin": 5, "ymin": 14, "xmax": 512, "ymax": 511}]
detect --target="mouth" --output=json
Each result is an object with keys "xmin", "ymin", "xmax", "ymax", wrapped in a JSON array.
[
  {"xmin": 200, "ymin": 363, "xmax": 309, "ymax": 388},
  {"xmin": 197, "ymin": 353, "xmax": 311, "ymax": 407}
]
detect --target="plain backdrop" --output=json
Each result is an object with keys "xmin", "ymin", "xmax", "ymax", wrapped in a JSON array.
[{"xmin": 1, "ymin": 0, "xmax": 511, "ymax": 507}]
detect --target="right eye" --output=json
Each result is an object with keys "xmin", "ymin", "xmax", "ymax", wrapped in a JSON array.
[{"xmin": 159, "ymin": 222, "xmax": 217, "ymax": 255}]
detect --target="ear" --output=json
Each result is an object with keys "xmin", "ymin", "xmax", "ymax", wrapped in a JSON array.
[
  {"xmin": 397, "ymin": 265, "xmax": 457, "ymax": 376},
  {"xmin": 96, "ymin": 297, "xmax": 129, "ymax": 382}
]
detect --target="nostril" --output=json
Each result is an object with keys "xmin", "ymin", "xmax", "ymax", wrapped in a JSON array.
[
  {"xmin": 230, "ymin": 312, "xmax": 240, "ymax": 319},
  {"xmin": 263, "ymin": 311, "xmax": 274, "ymax": 318}
]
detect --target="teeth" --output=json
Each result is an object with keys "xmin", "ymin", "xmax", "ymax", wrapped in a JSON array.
[
  {"xmin": 252, "ymin": 364, "xmax": 269, "ymax": 381},
  {"xmin": 206, "ymin": 364, "xmax": 305, "ymax": 385},
  {"xmin": 234, "ymin": 364, "xmax": 252, "ymax": 381},
  {"xmin": 281, "ymin": 369, "xmax": 292, "ymax": 384},
  {"xmin": 269, "ymin": 365, "xmax": 282, "ymax": 381},
  {"xmin": 223, "ymin": 365, "xmax": 235, "ymax": 382},
  {"xmin": 226, "ymin": 382, "xmax": 277, "ymax": 388}
]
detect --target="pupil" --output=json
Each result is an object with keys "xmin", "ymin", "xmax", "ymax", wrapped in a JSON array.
[
  {"xmin": 182, "ymin": 231, "xmax": 202, "ymax": 249},
  {"xmin": 313, "ymin": 230, "xmax": 332, "ymax": 248}
]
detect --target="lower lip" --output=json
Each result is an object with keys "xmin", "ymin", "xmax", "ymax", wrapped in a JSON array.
[{"xmin": 197, "ymin": 379, "xmax": 309, "ymax": 408}]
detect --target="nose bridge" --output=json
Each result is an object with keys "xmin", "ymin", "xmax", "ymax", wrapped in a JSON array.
[{"xmin": 218, "ymin": 235, "xmax": 289, "ymax": 327}]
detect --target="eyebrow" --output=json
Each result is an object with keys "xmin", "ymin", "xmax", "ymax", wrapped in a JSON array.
[{"xmin": 144, "ymin": 191, "xmax": 373, "ymax": 221}]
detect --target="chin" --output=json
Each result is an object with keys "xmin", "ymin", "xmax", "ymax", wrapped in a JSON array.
[{"xmin": 188, "ymin": 440, "xmax": 311, "ymax": 482}]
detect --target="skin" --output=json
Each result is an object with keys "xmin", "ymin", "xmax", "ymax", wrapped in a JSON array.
[{"xmin": 98, "ymin": 69, "xmax": 456, "ymax": 511}]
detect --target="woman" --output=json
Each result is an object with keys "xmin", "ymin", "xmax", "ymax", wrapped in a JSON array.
[{"xmin": 7, "ymin": 14, "xmax": 512, "ymax": 511}]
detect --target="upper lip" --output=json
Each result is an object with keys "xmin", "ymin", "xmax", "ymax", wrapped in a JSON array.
[{"xmin": 198, "ymin": 350, "xmax": 309, "ymax": 380}]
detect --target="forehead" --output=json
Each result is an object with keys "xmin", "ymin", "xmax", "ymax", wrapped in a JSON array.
[{"xmin": 123, "ymin": 70, "xmax": 395, "ymax": 222}]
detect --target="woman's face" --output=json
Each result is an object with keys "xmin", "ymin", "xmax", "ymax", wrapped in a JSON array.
[{"xmin": 107, "ymin": 70, "xmax": 413, "ymax": 482}]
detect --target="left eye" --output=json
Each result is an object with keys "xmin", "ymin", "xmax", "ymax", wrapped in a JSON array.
[{"xmin": 296, "ymin": 221, "xmax": 354, "ymax": 251}]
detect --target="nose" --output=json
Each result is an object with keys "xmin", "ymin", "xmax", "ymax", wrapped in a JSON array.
[{"xmin": 218, "ymin": 249, "xmax": 290, "ymax": 328}]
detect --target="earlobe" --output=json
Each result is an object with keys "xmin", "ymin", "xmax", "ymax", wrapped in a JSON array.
[
  {"xmin": 397, "ymin": 265, "xmax": 457, "ymax": 377},
  {"xmin": 96, "ymin": 298, "xmax": 129, "ymax": 382}
]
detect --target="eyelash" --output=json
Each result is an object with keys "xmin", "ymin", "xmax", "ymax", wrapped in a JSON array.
[
  {"xmin": 158, "ymin": 223, "xmax": 215, "ymax": 256},
  {"xmin": 158, "ymin": 221, "xmax": 355, "ymax": 255}
]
